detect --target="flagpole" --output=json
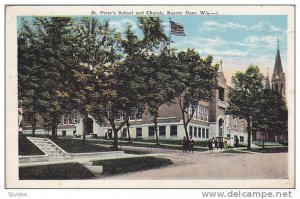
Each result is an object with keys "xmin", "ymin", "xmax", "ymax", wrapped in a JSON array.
[{"xmin": 169, "ymin": 18, "xmax": 171, "ymax": 53}]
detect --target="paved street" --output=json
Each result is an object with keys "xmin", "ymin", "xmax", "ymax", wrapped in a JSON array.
[{"xmin": 100, "ymin": 147, "xmax": 288, "ymax": 180}]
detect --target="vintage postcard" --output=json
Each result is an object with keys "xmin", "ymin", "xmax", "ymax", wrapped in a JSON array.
[{"xmin": 5, "ymin": 5, "xmax": 295, "ymax": 188}]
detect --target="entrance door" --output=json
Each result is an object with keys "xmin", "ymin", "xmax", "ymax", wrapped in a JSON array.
[{"xmin": 86, "ymin": 117, "xmax": 93, "ymax": 135}]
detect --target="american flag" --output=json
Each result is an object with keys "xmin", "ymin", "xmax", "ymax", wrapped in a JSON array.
[{"xmin": 170, "ymin": 21, "xmax": 186, "ymax": 36}]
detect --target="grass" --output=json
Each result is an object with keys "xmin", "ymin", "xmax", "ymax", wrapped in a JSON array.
[
  {"xmin": 246, "ymin": 147, "xmax": 288, "ymax": 153},
  {"xmin": 93, "ymin": 156, "xmax": 173, "ymax": 176},
  {"xmin": 90, "ymin": 139, "xmax": 207, "ymax": 152},
  {"xmin": 18, "ymin": 134, "xmax": 45, "ymax": 156},
  {"xmin": 118, "ymin": 138, "xmax": 209, "ymax": 147},
  {"xmin": 49, "ymin": 137, "xmax": 112, "ymax": 153},
  {"xmin": 19, "ymin": 163, "xmax": 95, "ymax": 180},
  {"xmin": 221, "ymin": 149, "xmax": 246, "ymax": 153}
]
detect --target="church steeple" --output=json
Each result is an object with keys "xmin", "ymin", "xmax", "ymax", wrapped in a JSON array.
[
  {"xmin": 273, "ymin": 39, "xmax": 284, "ymax": 76},
  {"xmin": 271, "ymin": 39, "xmax": 285, "ymax": 96},
  {"xmin": 264, "ymin": 67, "xmax": 271, "ymax": 89}
]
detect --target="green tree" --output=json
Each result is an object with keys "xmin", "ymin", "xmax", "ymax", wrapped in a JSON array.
[
  {"xmin": 227, "ymin": 65, "xmax": 264, "ymax": 150},
  {"xmin": 18, "ymin": 18, "xmax": 49, "ymax": 136},
  {"xmin": 177, "ymin": 49, "xmax": 219, "ymax": 140},
  {"xmin": 33, "ymin": 17, "xmax": 79, "ymax": 137},
  {"xmin": 70, "ymin": 17, "xmax": 120, "ymax": 142},
  {"xmin": 255, "ymin": 89, "xmax": 288, "ymax": 148}
]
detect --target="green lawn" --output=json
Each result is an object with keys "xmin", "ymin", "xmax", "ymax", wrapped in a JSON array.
[
  {"xmin": 49, "ymin": 137, "xmax": 113, "ymax": 153},
  {"xmin": 93, "ymin": 156, "xmax": 173, "ymax": 176},
  {"xmin": 221, "ymin": 149, "xmax": 246, "ymax": 153},
  {"xmin": 247, "ymin": 147, "xmax": 288, "ymax": 153},
  {"xmin": 19, "ymin": 163, "xmax": 95, "ymax": 180},
  {"xmin": 90, "ymin": 139, "xmax": 207, "ymax": 151},
  {"xmin": 18, "ymin": 134, "xmax": 45, "ymax": 156}
]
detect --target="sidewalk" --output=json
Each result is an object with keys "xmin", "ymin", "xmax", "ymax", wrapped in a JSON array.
[{"xmin": 19, "ymin": 153, "xmax": 167, "ymax": 167}]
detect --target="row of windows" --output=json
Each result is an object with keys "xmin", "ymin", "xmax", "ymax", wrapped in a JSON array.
[
  {"xmin": 188, "ymin": 126, "xmax": 209, "ymax": 139},
  {"xmin": 115, "ymin": 109, "xmax": 143, "ymax": 121},
  {"xmin": 121, "ymin": 125, "xmax": 178, "ymax": 138},
  {"xmin": 58, "ymin": 113, "xmax": 79, "ymax": 125},
  {"xmin": 189, "ymin": 105, "xmax": 209, "ymax": 122},
  {"xmin": 227, "ymin": 115, "xmax": 245, "ymax": 130}
]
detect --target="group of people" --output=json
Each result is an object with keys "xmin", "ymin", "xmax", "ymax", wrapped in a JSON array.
[
  {"xmin": 182, "ymin": 136, "xmax": 195, "ymax": 153},
  {"xmin": 208, "ymin": 137, "xmax": 231, "ymax": 153}
]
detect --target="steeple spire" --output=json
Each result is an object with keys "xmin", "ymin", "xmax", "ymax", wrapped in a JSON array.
[
  {"xmin": 264, "ymin": 66, "xmax": 271, "ymax": 89},
  {"xmin": 271, "ymin": 38, "xmax": 285, "ymax": 96},
  {"xmin": 273, "ymin": 39, "xmax": 283, "ymax": 76}
]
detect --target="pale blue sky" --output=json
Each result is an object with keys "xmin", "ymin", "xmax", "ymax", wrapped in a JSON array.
[{"xmin": 18, "ymin": 15, "xmax": 287, "ymax": 85}]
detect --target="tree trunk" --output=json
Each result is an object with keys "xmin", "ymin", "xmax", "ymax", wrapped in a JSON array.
[
  {"xmin": 247, "ymin": 119, "xmax": 252, "ymax": 150},
  {"xmin": 126, "ymin": 120, "xmax": 132, "ymax": 145},
  {"xmin": 154, "ymin": 113, "xmax": 159, "ymax": 145},
  {"xmin": 112, "ymin": 125, "xmax": 119, "ymax": 150},
  {"xmin": 51, "ymin": 113, "xmax": 58, "ymax": 138},
  {"xmin": 183, "ymin": 122, "xmax": 189, "ymax": 140},
  {"xmin": 31, "ymin": 113, "xmax": 36, "ymax": 137},
  {"xmin": 179, "ymin": 102, "xmax": 189, "ymax": 140}
]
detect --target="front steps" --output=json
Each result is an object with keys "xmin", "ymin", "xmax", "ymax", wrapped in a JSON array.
[{"xmin": 27, "ymin": 137, "xmax": 71, "ymax": 161}]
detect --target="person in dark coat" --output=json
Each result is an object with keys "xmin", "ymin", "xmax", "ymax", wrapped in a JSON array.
[
  {"xmin": 189, "ymin": 136, "xmax": 194, "ymax": 153},
  {"xmin": 214, "ymin": 138, "xmax": 219, "ymax": 150},
  {"xmin": 208, "ymin": 139, "xmax": 213, "ymax": 154},
  {"xmin": 182, "ymin": 136, "xmax": 188, "ymax": 153}
]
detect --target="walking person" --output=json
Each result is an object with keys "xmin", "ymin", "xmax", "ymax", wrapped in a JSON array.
[
  {"xmin": 189, "ymin": 136, "xmax": 194, "ymax": 153},
  {"xmin": 214, "ymin": 138, "xmax": 219, "ymax": 150},
  {"xmin": 224, "ymin": 137, "xmax": 228, "ymax": 149},
  {"xmin": 208, "ymin": 139, "xmax": 213, "ymax": 154},
  {"xmin": 182, "ymin": 136, "xmax": 188, "ymax": 153}
]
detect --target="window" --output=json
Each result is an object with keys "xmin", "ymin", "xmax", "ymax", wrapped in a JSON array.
[
  {"xmin": 194, "ymin": 127, "xmax": 197, "ymax": 137},
  {"xmin": 63, "ymin": 115, "xmax": 67, "ymax": 125},
  {"xmin": 170, "ymin": 125, "xmax": 177, "ymax": 136},
  {"xmin": 62, "ymin": 130, "xmax": 66, "ymax": 136},
  {"xmin": 205, "ymin": 107, "xmax": 209, "ymax": 121},
  {"xmin": 136, "ymin": 109, "xmax": 143, "ymax": 120},
  {"xmin": 202, "ymin": 128, "xmax": 205, "ymax": 138},
  {"xmin": 198, "ymin": 128, "xmax": 201, "ymax": 138},
  {"xmin": 122, "ymin": 128, "xmax": 127, "ymax": 138},
  {"xmin": 197, "ymin": 106, "xmax": 201, "ymax": 120},
  {"xmin": 73, "ymin": 113, "xmax": 78, "ymax": 124},
  {"xmin": 206, "ymin": 129, "xmax": 209, "ymax": 138},
  {"xmin": 136, "ymin": 128, "xmax": 142, "ymax": 138},
  {"xmin": 188, "ymin": 105, "xmax": 193, "ymax": 118},
  {"xmin": 116, "ymin": 113, "xmax": 122, "ymax": 121},
  {"xmin": 234, "ymin": 117, "xmax": 238, "ymax": 128},
  {"xmin": 68, "ymin": 115, "xmax": 73, "ymax": 124},
  {"xmin": 130, "ymin": 111, "xmax": 136, "ymax": 120},
  {"xmin": 58, "ymin": 116, "xmax": 62, "ymax": 124},
  {"xmin": 218, "ymin": 87, "xmax": 225, "ymax": 101},
  {"xmin": 240, "ymin": 136, "xmax": 244, "ymax": 142},
  {"xmin": 148, "ymin": 126, "xmax": 155, "ymax": 137},
  {"xmin": 201, "ymin": 106, "xmax": 205, "ymax": 120},
  {"xmin": 241, "ymin": 121, "xmax": 244, "ymax": 129},
  {"xmin": 73, "ymin": 130, "xmax": 76, "ymax": 135},
  {"xmin": 159, "ymin": 126, "xmax": 166, "ymax": 137},
  {"xmin": 193, "ymin": 106, "xmax": 197, "ymax": 119},
  {"xmin": 189, "ymin": 126, "xmax": 193, "ymax": 137},
  {"xmin": 226, "ymin": 115, "xmax": 230, "ymax": 127}
]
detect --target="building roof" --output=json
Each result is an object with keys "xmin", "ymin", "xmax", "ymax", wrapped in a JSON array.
[
  {"xmin": 273, "ymin": 44, "xmax": 284, "ymax": 76},
  {"xmin": 264, "ymin": 74, "xmax": 271, "ymax": 89}
]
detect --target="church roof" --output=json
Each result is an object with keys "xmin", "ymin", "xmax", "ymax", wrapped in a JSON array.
[
  {"xmin": 264, "ymin": 74, "xmax": 271, "ymax": 89},
  {"xmin": 273, "ymin": 44, "xmax": 284, "ymax": 76}
]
